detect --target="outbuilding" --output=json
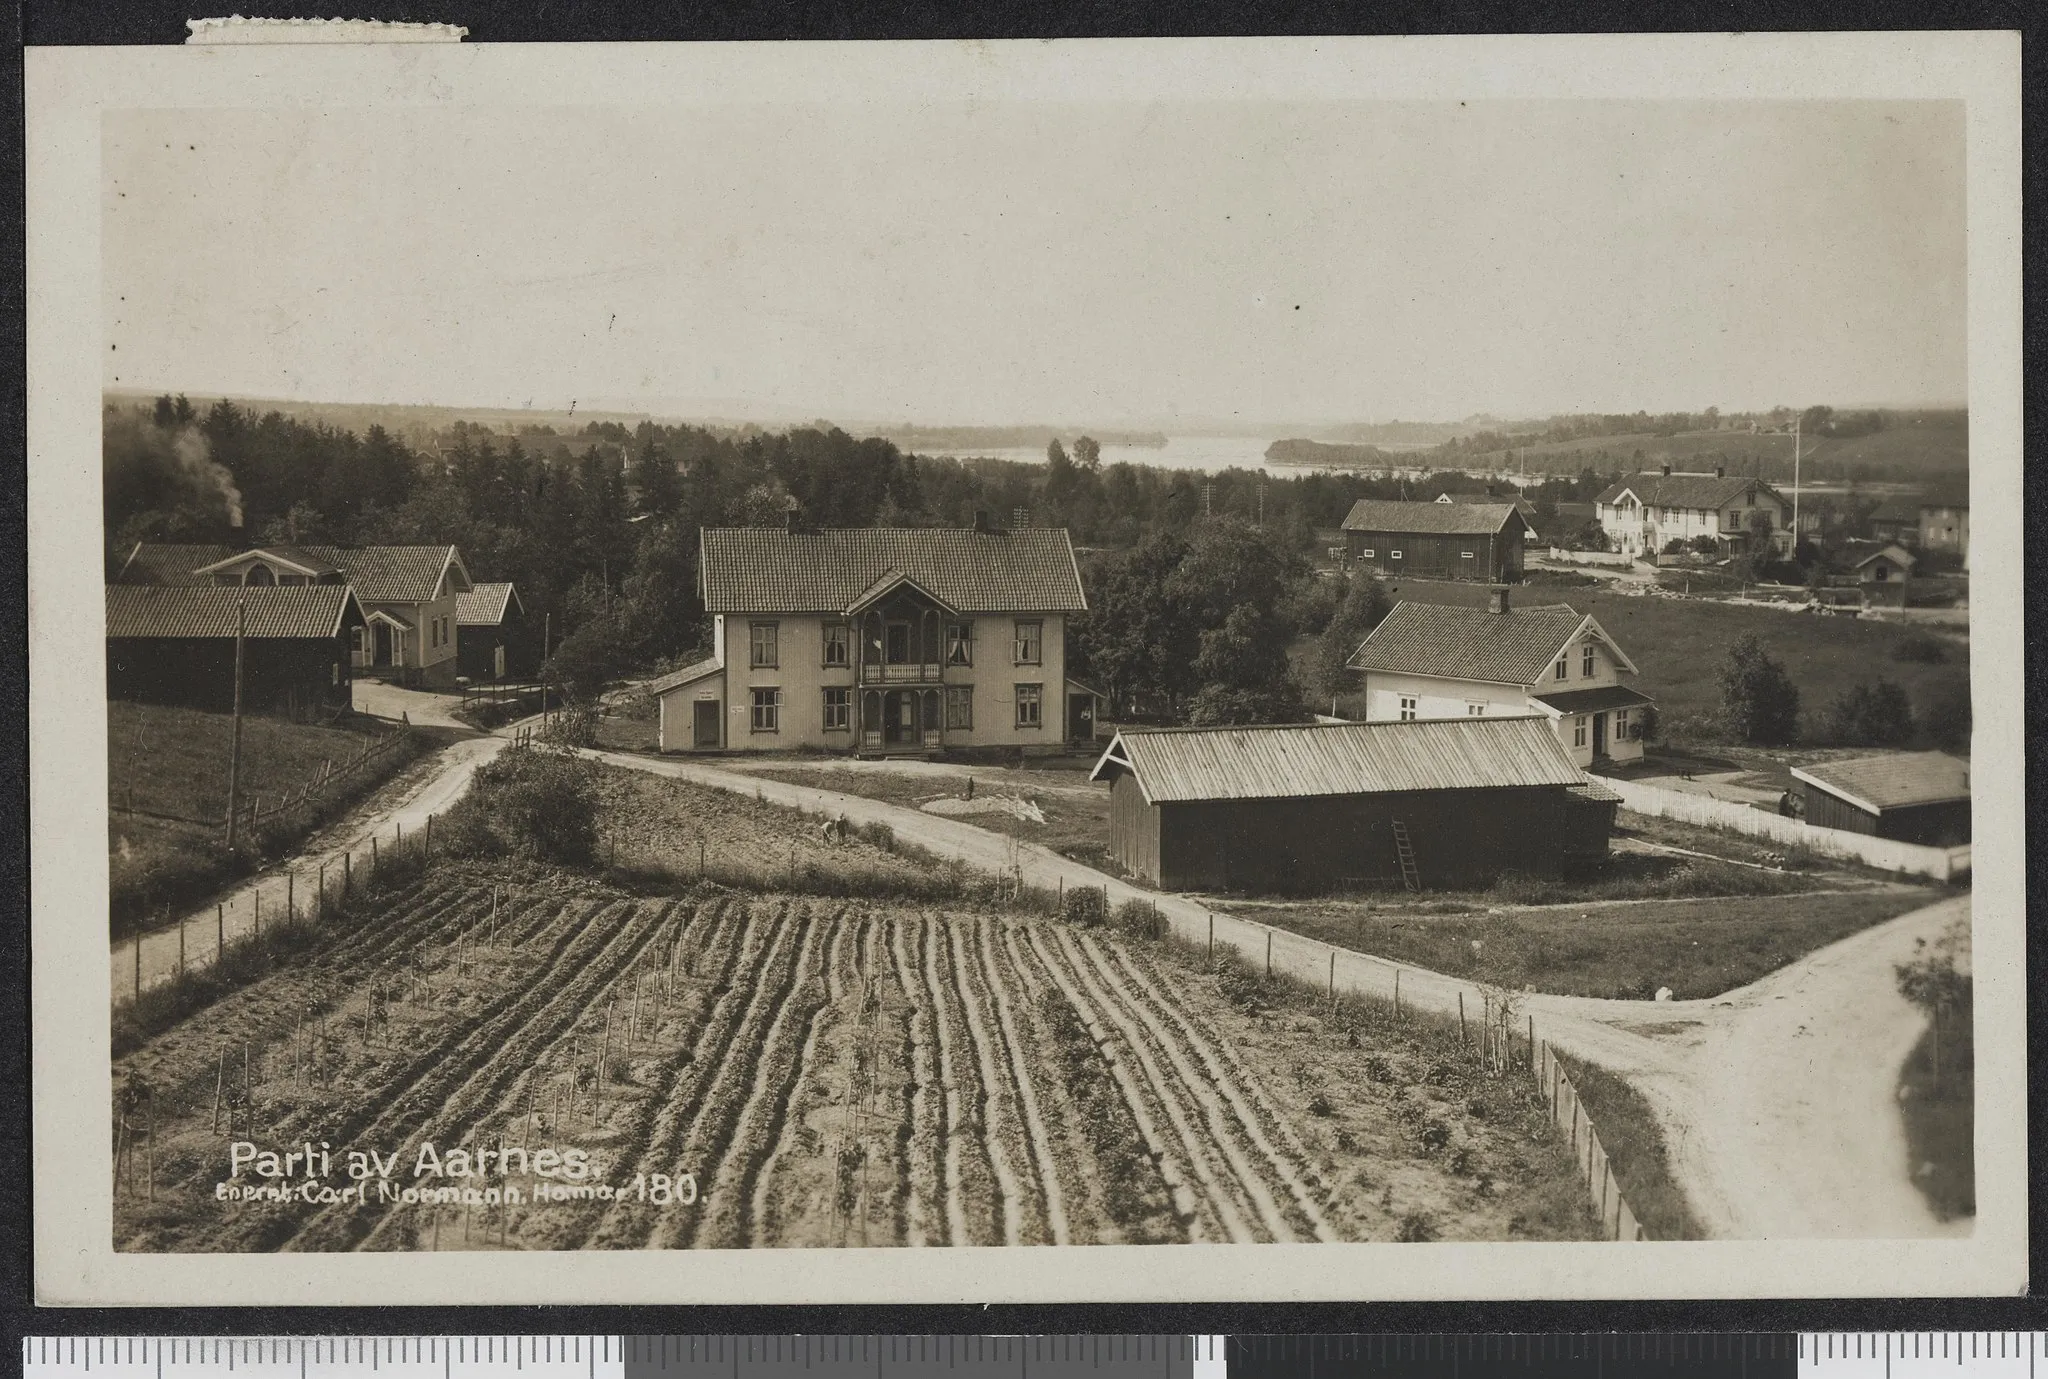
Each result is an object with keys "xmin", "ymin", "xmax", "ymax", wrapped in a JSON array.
[
  {"xmin": 1790, "ymin": 752, "xmax": 1970, "ymax": 846},
  {"xmin": 455, "ymin": 581, "xmax": 530, "ymax": 682},
  {"xmin": 106, "ymin": 584, "xmax": 365, "ymax": 718},
  {"xmin": 1089, "ymin": 716, "xmax": 1614, "ymax": 893}
]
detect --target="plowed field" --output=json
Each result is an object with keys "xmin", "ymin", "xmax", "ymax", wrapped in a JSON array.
[{"xmin": 113, "ymin": 865, "xmax": 1598, "ymax": 1250}]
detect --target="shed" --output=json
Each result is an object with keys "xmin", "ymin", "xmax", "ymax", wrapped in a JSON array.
[
  {"xmin": 1853, "ymin": 544, "xmax": 1916, "ymax": 609},
  {"xmin": 107, "ymin": 584, "xmax": 365, "ymax": 718},
  {"xmin": 455, "ymin": 581, "xmax": 530, "ymax": 681},
  {"xmin": 1791, "ymin": 753, "xmax": 1970, "ymax": 846},
  {"xmin": 1339, "ymin": 499, "xmax": 1532, "ymax": 583},
  {"xmin": 1088, "ymin": 716, "xmax": 1613, "ymax": 892}
]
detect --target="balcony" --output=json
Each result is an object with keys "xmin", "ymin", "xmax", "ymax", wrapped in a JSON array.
[{"xmin": 861, "ymin": 662, "xmax": 942, "ymax": 684}]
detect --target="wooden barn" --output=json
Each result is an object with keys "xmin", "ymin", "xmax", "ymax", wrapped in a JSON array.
[
  {"xmin": 1791, "ymin": 753, "xmax": 1970, "ymax": 846},
  {"xmin": 1089, "ymin": 716, "xmax": 1615, "ymax": 893},
  {"xmin": 455, "ymin": 581, "xmax": 530, "ymax": 682},
  {"xmin": 1339, "ymin": 499, "xmax": 1532, "ymax": 583},
  {"xmin": 106, "ymin": 584, "xmax": 365, "ymax": 718}
]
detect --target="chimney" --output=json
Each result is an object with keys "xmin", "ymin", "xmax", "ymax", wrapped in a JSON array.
[
  {"xmin": 1661, "ymin": 464, "xmax": 1672, "ymax": 477},
  {"xmin": 1714, "ymin": 465, "xmax": 1725, "ymax": 479},
  {"xmin": 1487, "ymin": 584, "xmax": 1510, "ymax": 615},
  {"xmin": 783, "ymin": 495, "xmax": 801, "ymax": 533},
  {"xmin": 972, "ymin": 509, "xmax": 991, "ymax": 533}
]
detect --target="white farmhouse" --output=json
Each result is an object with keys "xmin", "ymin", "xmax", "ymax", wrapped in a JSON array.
[
  {"xmin": 1345, "ymin": 588, "xmax": 1652, "ymax": 768},
  {"xmin": 1594, "ymin": 466, "xmax": 1791, "ymax": 559}
]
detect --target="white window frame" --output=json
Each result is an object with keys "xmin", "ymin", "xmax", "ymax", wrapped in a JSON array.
[
  {"xmin": 750, "ymin": 686, "xmax": 782, "ymax": 733},
  {"xmin": 1461, "ymin": 550, "xmax": 1475, "ymax": 560},
  {"xmin": 944, "ymin": 684, "xmax": 974, "ymax": 730},
  {"xmin": 1572, "ymin": 716, "xmax": 1588, "ymax": 748},
  {"xmin": 1554, "ymin": 655, "xmax": 1569, "ymax": 681},
  {"xmin": 750, "ymin": 621, "xmax": 780, "ymax": 669},
  {"xmin": 946, "ymin": 620, "xmax": 974, "ymax": 667},
  {"xmin": 821, "ymin": 686, "xmax": 851, "ymax": 731},
  {"xmin": 1013, "ymin": 620, "xmax": 1043, "ymax": 666},
  {"xmin": 1390, "ymin": 549, "xmax": 1403, "ymax": 560},
  {"xmin": 821, "ymin": 621, "xmax": 850, "ymax": 668},
  {"xmin": 1614, "ymin": 708, "xmax": 1630, "ymax": 733},
  {"xmin": 1398, "ymin": 695, "xmax": 1417, "ymax": 722},
  {"xmin": 1014, "ymin": 682, "xmax": 1043, "ymax": 728},
  {"xmin": 1360, "ymin": 548, "xmax": 1375, "ymax": 558},
  {"xmin": 1582, "ymin": 644, "xmax": 1596, "ymax": 678}
]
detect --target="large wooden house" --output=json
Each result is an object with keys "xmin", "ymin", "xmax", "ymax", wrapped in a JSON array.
[
  {"xmin": 1594, "ymin": 468, "xmax": 1790, "ymax": 559},
  {"xmin": 1345, "ymin": 587, "xmax": 1652, "ymax": 768},
  {"xmin": 1339, "ymin": 499, "xmax": 1531, "ymax": 583},
  {"xmin": 656, "ymin": 514, "xmax": 1090, "ymax": 754}
]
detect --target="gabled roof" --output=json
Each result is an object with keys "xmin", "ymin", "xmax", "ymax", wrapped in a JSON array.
[
  {"xmin": 1595, "ymin": 472, "xmax": 1784, "ymax": 510},
  {"xmin": 1340, "ymin": 499, "xmax": 1529, "ymax": 537},
  {"xmin": 456, "ymin": 581, "xmax": 523, "ymax": 626},
  {"xmin": 646, "ymin": 655, "xmax": 725, "ymax": 698},
  {"xmin": 191, "ymin": 546, "xmax": 342, "ymax": 579},
  {"xmin": 1792, "ymin": 752, "xmax": 1969, "ymax": 813},
  {"xmin": 106, "ymin": 585, "xmax": 364, "ymax": 640},
  {"xmin": 699, "ymin": 527, "xmax": 1087, "ymax": 615},
  {"xmin": 296, "ymin": 545, "xmax": 468, "ymax": 604},
  {"xmin": 114, "ymin": 543, "xmax": 237, "ymax": 586},
  {"xmin": 1089, "ymin": 716, "xmax": 1587, "ymax": 805},
  {"xmin": 1868, "ymin": 494, "xmax": 1923, "ymax": 524},
  {"xmin": 844, "ymin": 568, "xmax": 960, "ymax": 617},
  {"xmin": 1854, "ymin": 544, "xmax": 1917, "ymax": 571},
  {"xmin": 1347, "ymin": 600, "xmax": 1635, "ymax": 687}
]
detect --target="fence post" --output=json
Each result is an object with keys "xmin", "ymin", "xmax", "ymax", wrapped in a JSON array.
[
  {"xmin": 133, "ymin": 940, "xmax": 141, "ymax": 1001},
  {"xmin": 1393, "ymin": 968, "xmax": 1401, "ymax": 1018},
  {"xmin": 426, "ymin": 815, "xmax": 433, "ymax": 859},
  {"xmin": 344, "ymin": 851, "xmax": 352, "ymax": 896},
  {"xmin": 254, "ymin": 889, "xmax": 261, "ymax": 937},
  {"xmin": 1458, "ymin": 991, "xmax": 1466, "ymax": 1044},
  {"xmin": 1528, "ymin": 1014, "xmax": 1535, "ymax": 1071},
  {"xmin": 178, "ymin": 918, "xmax": 186, "ymax": 975},
  {"xmin": 1265, "ymin": 929, "xmax": 1272, "ymax": 979},
  {"xmin": 1206, "ymin": 913, "xmax": 1213, "ymax": 963},
  {"xmin": 288, "ymin": 872, "xmax": 295, "ymax": 923},
  {"xmin": 216, "ymin": 902, "xmax": 224, "ymax": 955}
]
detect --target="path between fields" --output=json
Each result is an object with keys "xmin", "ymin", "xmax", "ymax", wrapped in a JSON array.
[{"xmin": 589, "ymin": 748, "xmax": 1964, "ymax": 1242}]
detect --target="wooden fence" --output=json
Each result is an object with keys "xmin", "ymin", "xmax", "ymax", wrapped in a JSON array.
[
  {"xmin": 225, "ymin": 726, "xmax": 414, "ymax": 836},
  {"xmin": 1534, "ymin": 1038, "xmax": 1650, "ymax": 1241}
]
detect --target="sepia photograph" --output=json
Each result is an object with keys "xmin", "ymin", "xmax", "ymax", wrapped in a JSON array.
[{"xmin": 28, "ymin": 33, "xmax": 2023, "ymax": 1303}]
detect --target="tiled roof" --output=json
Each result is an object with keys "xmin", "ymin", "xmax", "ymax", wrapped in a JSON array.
[
  {"xmin": 298, "ymin": 545, "xmax": 463, "ymax": 604},
  {"xmin": 1090, "ymin": 716, "xmax": 1587, "ymax": 804},
  {"xmin": 645, "ymin": 656, "xmax": 725, "ymax": 697},
  {"xmin": 1594, "ymin": 472, "xmax": 1783, "ymax": 510},
  {"xmin": 1853, "ymin": 545, "xmax": 1917, "ymax": 571},
  {"xmin": 1532, "ymin": 684, "xmax": 1655, "ymax": 715},
  {"xmin": 1868, "ymin": 494, "xmax": 1923, "ymax": 524},
  {"xmin": 1568, "ymin": 779, "xmax": 1625, "ymax": 804},
  {"xmin": 114, "ymin": 543, "xmax": 236, "ymax": 586},
  {"xmin": 106, "ymin": 585, "xmax": 362, "ymax": 640},
  {"xmin": 699, "ymin": 527, "xmax": 1087, "ymax": 614},
  {"xmin": 1347, "ymin": 600, "xmax": 1591, "ymax": 687},
  {"xmin": 456, "ymin": 582, "xmax": 521, "ymax": 625},
  {"xmin": 1792, "ymin": 753, "xmax": 1970, "ymax": 813},
  {"xmin": 1340, "ymin": 500, "xmax": 1526, "ymax": 536}
]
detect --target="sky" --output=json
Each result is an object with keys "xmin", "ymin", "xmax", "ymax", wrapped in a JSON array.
[{"xmin": 102, "ymin": 99, "xmax": 1966, "ymax": 428}]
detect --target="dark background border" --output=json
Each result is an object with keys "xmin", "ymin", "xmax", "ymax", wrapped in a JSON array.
[{"xmin": 8, "ymin": 0, "xmax": 2044, "ymax": 1349}]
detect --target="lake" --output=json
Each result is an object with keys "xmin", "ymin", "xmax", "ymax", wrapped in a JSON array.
[{"xmin": 916, "ymin": 434, "xmax": 1438, "ymax": 476}]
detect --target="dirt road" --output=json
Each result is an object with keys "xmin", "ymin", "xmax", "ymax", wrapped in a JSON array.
[
  {"xmin": 111, "ymin": 734, "xmax": 508, "ymax": 998},
  {"xmin": 604, "ymin": 749, "xmax": 1963, "ymax": 1241}
]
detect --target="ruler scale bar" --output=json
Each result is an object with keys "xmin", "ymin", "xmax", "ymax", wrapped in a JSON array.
[{"xmin": 22, "ymin": 1336, "xmax": 2048, "ymax": 1379}]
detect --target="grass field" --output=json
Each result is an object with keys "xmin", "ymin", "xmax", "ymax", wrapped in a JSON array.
[
  {"xmin": 111, "ymin": 756, "xmax": 1606, "ymax": 1250},
  {"xmin": 1452, "ymin": 412, "xmax": 1968, "ymax": 485},
  {"xmin": 1218, "ymin": 885, "xmax": 1938, "ymax": 1001},
  {"xmin": 1552, "ymin": 1052, "xmax": 1704, "ymax": 1240},
  {"xmin": 1340, "ymin": 579, "xmax": 1970, "ymax": 745},
  {"xmin": 108, "ymin": 700, "xmax": 429, "ymax": 939}
]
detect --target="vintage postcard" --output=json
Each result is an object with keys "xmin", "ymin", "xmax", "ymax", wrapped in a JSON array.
[{"xmin": 27, "ymin": 33, "xmax": 2023, "ymax": 1304}]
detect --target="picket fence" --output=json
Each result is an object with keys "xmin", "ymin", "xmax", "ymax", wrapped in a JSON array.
[{"xmin": 1535, "ymin": 1039, "xmax": 1649, "ymax": 1241}]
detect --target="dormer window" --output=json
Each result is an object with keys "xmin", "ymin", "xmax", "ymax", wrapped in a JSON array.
[
  {"xmin": 1554, "ymin": 654, "xmax": 1569, "ymax": 681},
  {"xmin": 1582, "ymin": 644, "xmax": 1596, "ymax": 678}
]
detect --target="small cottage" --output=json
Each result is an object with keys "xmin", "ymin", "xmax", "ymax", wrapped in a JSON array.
[
  {"xmin": 455, "ymin": 581, "xmax": 529, "ymax": 682},
  {"xmin": 1089, "ymin": 716, "xmax": 1614, "ymax": 892},
  {"xmin": 1791, "ymin": 753, "xmax": 1970, "ymax": 846}
]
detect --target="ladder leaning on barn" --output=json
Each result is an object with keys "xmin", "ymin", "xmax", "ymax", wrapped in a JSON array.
[{"xmin": 1390, "ymin": 818, "xmax": 1420, "ymax": 892}]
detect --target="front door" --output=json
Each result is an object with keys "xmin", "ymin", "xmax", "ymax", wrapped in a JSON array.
[
  {"xmin": 373, "ymin": 622, "xmax": 393, "ymax": 666},
  {"xmin": 493, "ymin": 644, "xmax": 506, "ymax": 680},
  {"xmin": 1592, "ymin": 711, "xmax": 1608, "ymax": 758},
  {"xmin": 693, "ymin": 699, "xmax": 721, "ymax": 749},
  {"xmin": 885, "ymin": 690, "xmax": 919, "ymax": 746},
  {"xmin": 1068, "ymin": 693, "xmax": 1095, "ymax": 743}
]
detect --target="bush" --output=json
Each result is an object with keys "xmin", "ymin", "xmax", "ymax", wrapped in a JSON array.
[
  {"xmin": 540, "ymin": 704, "xmax": 599, "ymax": 748},
  {"xmin": 1825, "ymin": 679, "xmax": 1916, "ymax": 747},
  {"xmin": 1689, "ymin": 535, "xmax": 1720, "ymax": 556},
  {"xmin": 1718, "ymin": 633, "xmax": 1800, "ymax": 744},
  {"xmin": 1110, "ymin": 898, "xmax": 1168, "ymax": 940},
  {"xmin": 1634, "ymin": 703, "xmax": 1660, "ymax": 744},
  {"xmin": 1661, "ymin": 538, "xmax": 1689, "ymax": 556},
  {"xmin": 1396, "ymin": 1210, "xmax": 1439, "ymax": 1242},
  {"xmin": 442, "ymin": 745, "xmax": 601, "ymax": 865},
  {"xmin": 1060, "ymin": 884, "xmax": 1109, "ymax": 928},
  {"xmin": 1920, "ymin": 682, "xmax": 1972, "ymax": 753},
  {"xmin": 1891, "ymin": 632, "xmax": 1948, "ymax": 665},
  {"xmin": 854, "ymin": 820, "xmax": 896, "ymax": 853}
]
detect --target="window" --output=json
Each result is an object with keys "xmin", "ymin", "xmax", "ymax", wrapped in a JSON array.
[
  {"xmin": 821, "ymin": 622, "xmax": 849, "ymax": 667},
  {"xmin": 1390, "ymin": 550, "xmax": 1403, "ymax": 560},
  {"xmin": 1582, "ymin": 644, "xmax": 1596, "ymax": 678},
  {"xmin": 1729, "ymin": 510, "xmax": 1742, "ymax": 527},
  {"xmin": 1572, "ymin": 716, "xmax": 1588, "ymax": 748},
  {"xmin": 750, "ymin": 621, "xmax": 779, "ymax": 669},
  {"xmin": 1554, "ymin": 654, "xmax": 1569, "ymax": 681},
  {"xmin": 1014, "ymin": 620, "xmax": 1042, "ymax": 666},
  {"xmin": 1398, "ymin": 695, "xmax": 1417, "ymax": 722},
  {"xmin": 750, "ymin": 687, "xmax": 781, "ymax": 733},
  {"xmin": 821, "ymin": 686, "xmax": 851, "ymax": 731},
  {"xmin": 1461, "ymin": 550, "xmax": 1475, "ymax": 560},
  {"xmin": 944, "ymin": 685, "xmax": 974, "ymax": 730},
  {"xmin": 1015, "ymin": 683, "xmax": 1043, "ymax": 728},
  {"xmin": 946, "ymin": 620, "xmax": 974, "ymax": 666},
  {"xmin": 884, "ymin": 621, "xmax": 912, "ymax": 663},
  {"xmin": 1466, "ymin": 702, "xmax": 1486, "ymax": 716},
  {"xmin": 1614, "ymin": 708, "xmax": 1630, "ymax": 734},
  {"xmin": 1360, "ymin": 548, "xmax": 1375, "ymax": 558},
  {"xmin": 350, "ymin": 626, "xmax": 365, "ymax": 653}
]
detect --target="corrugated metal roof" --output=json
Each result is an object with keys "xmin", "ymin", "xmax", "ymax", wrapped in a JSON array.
[
  {"xmin": 1348, "ymin": 600, "xmax": 1593, "ymax": 686},
  {"xmin": 646, "ymin": 656, "xmax": 725, "ymax": 697},
  {"xmin": 1090, "ymin": 716, "xmax": 1587, "ymax": 804},
  {"xmin": 456, "ymin": 581, "xmax": 521, "ymax": 625},
  {"xmin": 106, "ymin": 585, "xmax": 362, "ymax": 640},
  {"xmin": 114, "ymin": 543, "xmax": 237, "ymax": 586},
  {"xmin": 700, "ymin": 527, "xmax": 1087, "ymax": 614},
  {"xmin": 1791, "ymin": 753, "xmax": 1970, "ymax": 813},
  {"xmin": 1340, "ymin": 499, "xmax": 1525, "ymax": 536}
]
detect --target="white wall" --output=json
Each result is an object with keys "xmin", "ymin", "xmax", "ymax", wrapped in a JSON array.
[{"xmin": 1605, "ymin": 778, "xmax": 1970, "ymax": 881}]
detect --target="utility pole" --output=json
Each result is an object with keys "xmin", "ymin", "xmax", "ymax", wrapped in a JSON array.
[
  {"xmin": 542, "ymin": 611, "xmax": 552, "ymax": 721},
  {"xmin": 1790, "ymin": 415, "xmax": 1802, "ymax": 559},
  {"xmin": 224, "ymin": 595, "xmax": 247, "ymax": 852}
]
